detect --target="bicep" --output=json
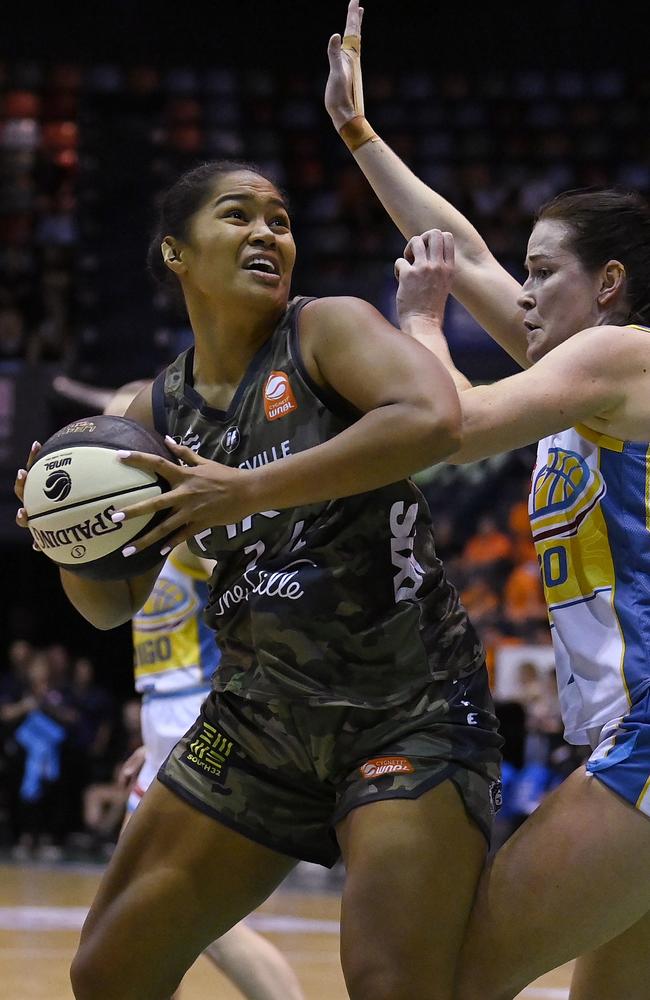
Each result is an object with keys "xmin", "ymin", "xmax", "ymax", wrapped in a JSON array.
[
  {"xmin": 124, "ymin": 382, "xmax": 155, "ymax": 430},
  {"xmin": 304, "ymin": 297, "xmax": 458, "ymax": 414}
]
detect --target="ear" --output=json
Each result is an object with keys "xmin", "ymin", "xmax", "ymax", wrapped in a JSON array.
[
  {"xmin": 597, "ymin": 259, "xmax": 626, "ymax": 307},
  {"xmin": 161, "ymin": 239, "xmax": 185, "ymax": 274}
]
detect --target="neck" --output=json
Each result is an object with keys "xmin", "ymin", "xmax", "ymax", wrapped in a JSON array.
[{"xmin": 185, "ymin": 293, "xmax": 286, "ymax": 385}]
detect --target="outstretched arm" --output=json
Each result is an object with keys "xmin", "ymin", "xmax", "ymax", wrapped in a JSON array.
[{"xmin": 325, "ymin": 0, "xmax": 528, "ymax": 368}]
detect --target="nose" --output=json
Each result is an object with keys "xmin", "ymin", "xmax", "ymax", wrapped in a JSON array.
[
  {"xmin": 249, "ymin": 218, "xmax": 276, "ymax": 246},
  {"xmin": 517, "ymin": 279, "xmax": 534, "ymax": 311}
]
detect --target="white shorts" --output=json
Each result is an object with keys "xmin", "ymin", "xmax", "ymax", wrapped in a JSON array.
[{"xmin": 127, "ymin": 686, "xmax": 211, "ymax": 813}]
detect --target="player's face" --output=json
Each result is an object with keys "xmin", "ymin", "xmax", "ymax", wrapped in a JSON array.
[
  {"xmin": 518, "ymin": 219, "xmax": 604, "ymax": 364},
  {"xmin": 182, "ymin": 170, "xmax": 296, "ymax": 311}
]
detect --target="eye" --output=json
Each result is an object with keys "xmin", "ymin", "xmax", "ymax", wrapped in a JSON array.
[
  {"xmin": 271, "ymin": 215, "xmax": 290, "ymax": 231},
  {"xmin": 223, "ymin": 208, "xmax": 246, "ymax": 221},
  {"xmin": 535, "ymin": 268, "xmax": 552, "ymax": 280}
]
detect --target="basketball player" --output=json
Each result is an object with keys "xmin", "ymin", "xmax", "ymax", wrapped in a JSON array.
[
  {"xmin": 326, "ymin": 3, "xmax": 650, "ymax": 997},
  {"xmin": 15, "ymin": 160, "xmax": 502, "ymax": 1000}
]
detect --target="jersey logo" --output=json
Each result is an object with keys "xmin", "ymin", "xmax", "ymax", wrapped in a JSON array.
[
  {"xmin": 530, "ymin": 448, "xmax": 605, "ymax": 541},
  {"xmin": 263, "ymin": 371, "xmax": 298, "ymax": 421},
  {"xmin": 359, "ymin": 756, "xmax": 415, "ymax": 779},
  {"xmin": 221, "ymin": 426, "xmax": 241, "ymax": 454}
]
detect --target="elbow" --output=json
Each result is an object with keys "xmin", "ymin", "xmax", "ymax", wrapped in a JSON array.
[{"xmin": 419, "ymin": 411, "xmax": 462, "ymax": 465}]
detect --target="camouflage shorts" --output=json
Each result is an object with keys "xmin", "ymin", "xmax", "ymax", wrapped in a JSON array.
[{"xmin": 158, "ymin": 669, "xmax": 503, "ymax": 867}]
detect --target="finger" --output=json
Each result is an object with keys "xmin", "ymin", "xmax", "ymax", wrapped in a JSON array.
[
  {"xmin": 16, "ymin": 507, "xmax": 28, "ymax": 528},
  {"xmin": 442, "ymin": 231, "xmax": 455, "ymax": 268},
  {"xmin": 14, "ymin": 469, "xmax": 27, "ymax": 502},
  {"xmin": 163, "ymin": 436, "xmax": 204, "ymax": 466},
  {"xmin": 405, "ymin": 234, "xmax": 426, "ymax": 264},
  {"xmin": 394, "ymin": 257, "xmax": 410, "ymax": 281},
  {"xmin": 110, "ymin": 491, "xmax": 177, "ymax": 523},
  {"xmin": 117, "ymin": 449, "xmax": 183, "ymax": 479},
  {"xmin": 345, "ymin": 0, "xmax": 361, "ymax": 36},
  {"xmin": 359, "ymin": 6, "xmax": 364, "ymax": 32},
  {"xmin": 121, "ymin": 512, "xmax": 188, "ymax": 558},
  {"xmin": 26, "ymin": 441, "xmax": 41, "ymax": 472}
]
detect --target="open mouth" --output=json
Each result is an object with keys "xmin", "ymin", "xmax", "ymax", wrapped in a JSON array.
[{"xmin": 243, "ymin": 257, "xmax": 280, "ymax": 277}]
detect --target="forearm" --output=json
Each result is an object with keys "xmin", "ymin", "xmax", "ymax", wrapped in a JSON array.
[
  {"xmin": 60, "ymin": 564, "xmax": 160, "ymax": 629},
  {"xmin": 249, "ymin": 400, "xmax": 460, "ymax": 511},
  {"xmin": 402, "ymin": 317, "xmax": 473, "ymax": 393}
]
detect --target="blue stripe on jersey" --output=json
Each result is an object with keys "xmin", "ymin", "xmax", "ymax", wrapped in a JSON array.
[
  {"xmin": 196, "ymin": 578, "xmax": 220, "ymax": 680},
  {"xmin": 599, "ymin": 442, "xmax": 650, "ymax": 702}
]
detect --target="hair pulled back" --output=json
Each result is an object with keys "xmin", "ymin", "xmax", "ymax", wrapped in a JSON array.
[{"xmin": 536, "ymin": 188, "xmax": 650, "ymax": 325}]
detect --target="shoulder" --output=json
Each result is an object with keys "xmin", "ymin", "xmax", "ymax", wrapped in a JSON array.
[
  {"xmin": 556, "ymin": 324, "xmax": 650, "ymax": 380},
  {"xmin": 124, "ymin": 381, "xmax": 155, "ymax": 431},
  {"xmin": 299, "ymin": 295, "xmax": 394, "ymax": 344}
]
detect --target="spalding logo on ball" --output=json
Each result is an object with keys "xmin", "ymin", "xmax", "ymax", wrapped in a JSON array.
[{"xmin": 23, "ymin": 415, "xmax": 178, "ymax": 580}]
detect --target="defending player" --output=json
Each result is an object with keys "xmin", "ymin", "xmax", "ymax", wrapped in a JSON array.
[{"xmin": 325, "ymin": 4, "xmax": 650, "ymax": 998}]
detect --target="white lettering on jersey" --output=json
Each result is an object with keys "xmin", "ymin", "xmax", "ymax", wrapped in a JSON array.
[
  {"xmin": 225, "ymin": 509, "xmax": 281, "ymax": 541},
  {"xmin": 389, "ymin": 501, "xmax": 424, "ymax": 603},
  {"xmin": 238, "ymin": 440, "xmax": 291, "ymax": 470},
  {"xmin": 212, "ymin": 558, "xmax": 315, "ymax": 617}
]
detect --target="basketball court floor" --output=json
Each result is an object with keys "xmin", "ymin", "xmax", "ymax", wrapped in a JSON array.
[{"xmin": 1, "ymin": 860, "xmax": 573, "ymax": 999}]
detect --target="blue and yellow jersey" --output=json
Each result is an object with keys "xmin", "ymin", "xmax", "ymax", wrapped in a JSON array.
[
  {"xmin": 530, "ymin": 396, "xmax": 650, "ymax": 744},
  {"xmin": 132, "ymin": 553, "xmax": 219, "ymax": 695}
]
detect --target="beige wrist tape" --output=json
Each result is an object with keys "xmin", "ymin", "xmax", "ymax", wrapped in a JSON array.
[
  {"xmin": 339, "ymin": 115, "xmax": 380, "ymax": 153},
  {"xmin": 341, "ymin": 33, "xmax": 364, "ymax": 117}
]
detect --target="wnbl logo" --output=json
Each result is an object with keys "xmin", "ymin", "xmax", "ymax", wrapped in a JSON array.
[{"xmin": 43, "ymin": 469, "xmax": 72, "ymax": 502}]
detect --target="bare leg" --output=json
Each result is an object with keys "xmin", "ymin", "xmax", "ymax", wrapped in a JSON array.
[
  {"xmin": 456, "ymin": 767, "xmax": 650, "ymax": 1000},
  {"xmin": 337, "ymin": 779, "xmax": 487, "ymax": 1000},
  {"xmin": 569, "ymin": 908, "xmax": 650, "ymax": 1000},
  {"xmin": 204, "ymin": 923, "xmax": 303, "ymax": 1000},
  {"xmin": 70, "ymin": 780, "xmax": 297, "ymax": 1000}
]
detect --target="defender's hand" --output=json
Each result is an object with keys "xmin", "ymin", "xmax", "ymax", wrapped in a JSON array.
[
  {"xmin": 325, "ymin": 0, "xmax": 365, "ymax": 130},
  {"xmin": 395, "ymin": 230, "xmax": 456, "ymax": 333}
]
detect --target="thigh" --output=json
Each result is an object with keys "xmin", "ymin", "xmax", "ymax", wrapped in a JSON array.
[
  {"xmin": 569, "ymin": 908, "xmax": 650, "ymax": 1000},
  {"xmin": 456, "ymin": 766, "xmax": 650, "ymax": 1000},
  {"xmin": 73, "ymin": 779, "xmax": 296, "ymax": 1000},
  {"xmin": 336, "ymin": 779, "xmax": 487, "ymax": 1000}
]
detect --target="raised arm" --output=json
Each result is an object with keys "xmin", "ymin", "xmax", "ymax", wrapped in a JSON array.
[{"xmin": 325, "ymin": 0, "xmax": 529, "ymax": 368}]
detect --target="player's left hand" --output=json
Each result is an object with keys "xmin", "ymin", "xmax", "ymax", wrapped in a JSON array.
[
  {"xmin": 395, "ymin": 230, "xmax": 456, "ymax": 333},
  {"xmin": 113, "ymin": 438, "xmax": 254, "ymax": 557}
]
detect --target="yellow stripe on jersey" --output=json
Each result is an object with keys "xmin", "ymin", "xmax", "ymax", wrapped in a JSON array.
[{"xmin": 574, "ymin": 422, "xmax": 625, "ymax": 453}]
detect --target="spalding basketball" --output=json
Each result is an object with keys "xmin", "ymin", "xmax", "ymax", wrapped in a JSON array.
[{"xmin": 23, "ymin": 415, "xmax": 178, "ymax": 580}]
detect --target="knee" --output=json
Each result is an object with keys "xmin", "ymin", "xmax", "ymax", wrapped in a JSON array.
[{"xmin": 343, "ymin": 958, "xmax": 452, "ymax": 1000}]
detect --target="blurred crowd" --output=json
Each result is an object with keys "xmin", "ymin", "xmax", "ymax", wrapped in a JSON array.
[{"xmin": 0, "ymin": 638, "xmax": 141, "ymax": 861}]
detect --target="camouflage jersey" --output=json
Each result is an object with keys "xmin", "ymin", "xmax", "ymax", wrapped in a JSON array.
[{"xmin": 152, "ymin": 296, "xmax": 483, "ymax": 709}]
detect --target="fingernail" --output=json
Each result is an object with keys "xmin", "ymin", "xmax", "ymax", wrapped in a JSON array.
[
  {"xmin": 165, "ymin": 435, "xmax": 176, "ymax": 445},
  {"xmin": 122, "ymin": 546, "xmax": 136, "ymax": 557},
  {"xmin": 111, "ymin": 511, "xmax": 125, "ymax": 522},
  {"xmin": 17, "ymin": 469, "xmax": 26, "ymax": 480},
  {"xmin": 31, "ymin": 441, "xmax": 40, "ymax": 451},
  {"xmin": 160, "ymin": 545, "xmax": 172, "ymax": 556},
  {"xmin": 17, "ymin": 507, "xmax": 25, "ymax": 517},
  {"xmin": 117, "ymin": 450, "xmax": 132, "ymax": 458}
]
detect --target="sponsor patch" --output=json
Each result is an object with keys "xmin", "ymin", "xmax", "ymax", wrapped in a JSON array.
[
  {"xmin": 181, "ymin": 721, "xmax": 234, "ymax": 791},
  {"xmin": 263, "ymin": 371, "xmax": 297, "ymax": 421},
  {"xmin": 359, "ymin": 756, "xmax": 415, "ymax": 780}
]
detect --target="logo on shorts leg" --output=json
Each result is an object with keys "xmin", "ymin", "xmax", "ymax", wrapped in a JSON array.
[
  {"xmin": 182, "ymin": 721, "xmax": 234, "ymax": 791},
  {"xmin": 489, "ymin": 779, "xmax": 503, "ymax": 814},
  {"xmin": 359, "ymin": 756, "xmax": 415, "ymax": 779}
]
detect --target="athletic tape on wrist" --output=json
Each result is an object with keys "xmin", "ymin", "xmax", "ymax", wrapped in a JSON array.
[{"xmin": 339, "ymin": 115, "xmax": 380, "ymax": 153}]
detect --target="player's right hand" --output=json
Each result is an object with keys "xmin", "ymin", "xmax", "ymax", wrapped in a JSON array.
[
  {"xmin": 15, "ymin": 441, "xmax": 41, "ymax": 536},
  {"xmin": 325, "ymin": 0, "xmax": 364, "ymax": 130},
  {"xmin": 395, "ymin": 230, "xmax": 456, "ymax": 333}
]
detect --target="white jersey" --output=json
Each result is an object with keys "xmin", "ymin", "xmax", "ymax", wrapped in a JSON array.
[{"xmin": 530, "ymin": 413, "xmax": 650, "ymax": 745}]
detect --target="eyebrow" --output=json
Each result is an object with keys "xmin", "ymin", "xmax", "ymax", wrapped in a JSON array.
[{"xmin": 213, "ymin": 192, "xmax": 288, "ymax": 210}]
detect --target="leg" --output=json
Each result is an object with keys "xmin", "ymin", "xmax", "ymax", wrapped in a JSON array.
[
  {"xmin": 204, "ymin": 923, "xmax": 304, "ymax": 1000},
  {"xmin": 569, "ymin": 908, "xmax": 650, "ymax": 1000},
  {"xmin": 456, "ymin": 767, "xmax": 650, "ymax": 1000},
  {"xmin": 70, "ymin": 780, "xmax": 297, "ymax": 1000},
  {"xmin": 337, "ymin": 779, "xmax": 487, "ymax": 1000}
]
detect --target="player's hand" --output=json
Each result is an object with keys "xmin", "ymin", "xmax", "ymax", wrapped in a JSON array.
[
  {"xmin": 15, "ymin": 441, "xmax": 42, "ymax": 543},
  {"xmin": 395, "ymin": 230, "xmax": 456, "ymax": 334},
  {"xmin": 325, "ymin": 0, "xmax": 364, "ymax": 130},
  {"xmin": 118, "ymin": 745, "xmax": 146, "ymax": 792},
  {"xmin": 113, "ymin": 438, "xmax": 255, "ymax": 557}
]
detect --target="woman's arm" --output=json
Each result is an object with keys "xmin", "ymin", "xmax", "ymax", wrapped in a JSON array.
[
  {"xmin": 325, "ymin": 0, "xmax": 528, "ymax": 368},
  {"xmin": 110, "ymin": 297, "xmax": 462, "ymax": 553}
]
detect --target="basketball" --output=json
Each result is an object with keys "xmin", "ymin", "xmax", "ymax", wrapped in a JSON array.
[{"xmin": 22, "ymin": 415, "xmax": 178, "ymax": 580}]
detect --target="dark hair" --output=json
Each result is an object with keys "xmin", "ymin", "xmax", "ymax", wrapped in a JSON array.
[
  {"xmin": 147, "ymin": 159, "xmax": 285, "ymax": 292},
  {"xmin": 536, "ymin": 187, "xmax": 650, "ymax": 325}
]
